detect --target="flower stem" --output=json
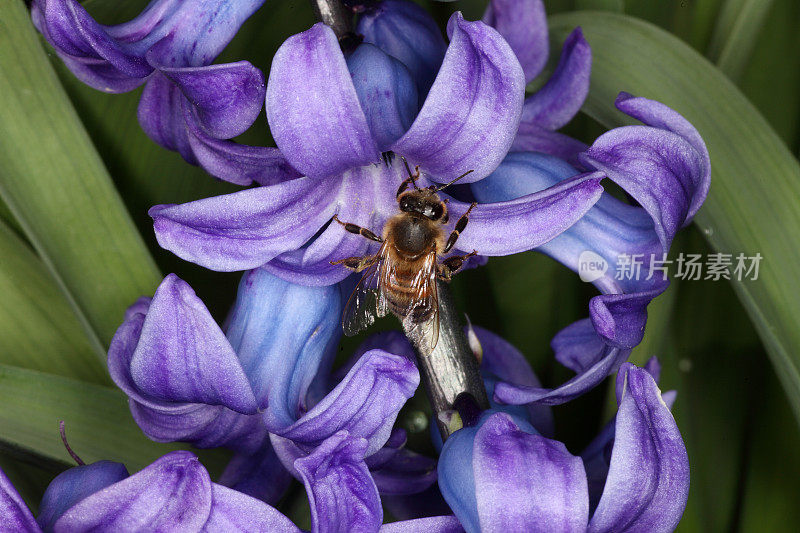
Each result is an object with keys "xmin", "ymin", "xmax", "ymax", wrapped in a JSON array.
[
  {"xmin": 405, "ymin": 280, "xmax": 490, "ymax": 440},
  {"xmin": 309, "ymin": 0, "xmax": 356, "ymax": 44}
]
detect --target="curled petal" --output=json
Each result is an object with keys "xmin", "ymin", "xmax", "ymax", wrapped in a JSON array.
[
  {"xmin": 494, "ymin": 322, "xmax": 631, "ymax": 406},
  {"xmin": 54, "ymin": 451, "xmax": 212, "ymax": 532},
  {"xmin": 588, "ymin": 365, "xmax": 689, "ymax": 533},
  {"xmin": 295, "ymin": 432, "xmax": 383, "ymax": 533},
  {"xmin": 439, "ymin": 412, "xmax": 588, "ymax": 533},
  {"xmin": 38, "ymin": 461, "xmax": 129, "ymax": 530},
  {"xmin": 224, "ymin": 268, "xmax": 342, "ymax": 412},
  {"xmin": 482, "ymin": 0, "xmax": 548, "ymax": 83},
  {"xmin": 266, "ymin": 23, "xmax": 380, "ymax": 180},
  {"xmin": 357, "ymin": 0, "xmax": 447, "ymax": 97},
  {"xmin": 264, "ymin": 162, "xmax": 403, "ymax": 285},
  {"xmin": 380, "ymin": 516, "xmax": 464, "ymax": 533},
  {"xmin": 473, "ymin": 325, "xmax": 554, "ymax": 436},
  {"xmin": 33, "ymin": 0, "xmax": 265, "ymax": 88},
  {"xmin": 138, "ymin": 73, "xmax": 195, "ymax": 162},
  {"xmin": 580, "ymin": 93, "xmax": 711, "ymax": 251},
  {"xmin": 269, "ymin": 350, "xmax": 419, "ymax": 456},
  {"xmin": 205, "ymin": 484, "xmax": 300, "ymax": 532},
  {"xmin": 391, "ymin": 13, "xmax": 525, "ymax": 183},
  {"xmin": 448, "ymin": 171, "xmax": 604, "ymax": 256},
  {"xmin": 127, "ymin": 274, "xmax": 257, "ymax": 412},
  {"xmin": 347, "ymin": 43, "xmax": 419, "ymax": 151},
  {"xmin": 371, "ymin": 449, "xmax": 437, "ymax": 496},
  {"xmin": 185, "ymin": 122, "xmax": 302, "ymax": 186},
  {"xmin": 0, "ymin": 468, "xmax": 40, "ymax": 532},
  {"xmin": 157, "ymin": 59, "xmax": 265, "ymax": 139},
  {"xmin": 150, "ymin": 176, "xmax": 339, "ymax": 272},
  {"xmin": 510, "ymin": 122, "xmax": 588, "ymax": 166},
  {"xmin": 218, "ymin": 445, "xmax": 293, "ymax": 505},
  {"xmin": 520, "ymin": 28, "xmax": 591, "ymax": 130}
]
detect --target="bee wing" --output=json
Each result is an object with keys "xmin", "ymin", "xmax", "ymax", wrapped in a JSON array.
[
  {"xmin": 342, "ymin": 247, "xmax": 386, "ymax": 336},
  {"xmin": 398, "ymin": 252, "xmax": 440, "ymax": 355}
]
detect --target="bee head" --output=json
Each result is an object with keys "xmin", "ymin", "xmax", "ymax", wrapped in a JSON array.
[{"xmin": 398, "ymin": 189, "xmax": 448, "ymax": 222}]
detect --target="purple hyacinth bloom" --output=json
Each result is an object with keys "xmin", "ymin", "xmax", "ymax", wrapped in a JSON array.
[
  {"xmin": 109, "ymin": 270, "xmax": 432, "ymax": 501},
  {"xmin": 149, "ymin": 9, "xmax": 605, "ymax": 285},
  {"xmin": 438, "ymin": 363, "xmax": 689, "ymax": 533},
  {"xmin": 31, "ymin": 0, "xmax": 294, "ymax": 186},
  {"xmin": 3, "ymin": 436, "xmax": 448, "ymax": 533},
  {"xmin": 480, "ymin": 93, "xmax": 710, "ymax": 406}
]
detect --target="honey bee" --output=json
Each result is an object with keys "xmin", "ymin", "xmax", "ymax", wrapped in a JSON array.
[{"xmin": 330, "ymin": 158, "xmax": 478, "ymax": 354}]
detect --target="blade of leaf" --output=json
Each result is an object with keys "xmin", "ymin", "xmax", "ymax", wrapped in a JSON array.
[
  {"xmin": 0, "ymin": 0, "xmax": 161, "ymax": 351},
  {"xmin": 0, "ymin": 364, "xmax": 230, "ymax": 475},
  {"xmin": 706, "ymin": 0, "xmax": 775, "ymax": 80},
  {"xmin": 549, "ymin": 11, "xmax": 800, "ymax": 426},
  {"xmin": 0, "ymin": 220, "xmax": 106, "ymax": 384}
]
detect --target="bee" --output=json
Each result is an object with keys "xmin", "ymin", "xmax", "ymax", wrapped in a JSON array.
[{"xmin": 330, "ymin": 158, "xmax": 478, "ymax": 354}]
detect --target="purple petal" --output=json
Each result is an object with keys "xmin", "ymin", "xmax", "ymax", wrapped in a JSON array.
[
  {"xmin": 108, "ymin": 279, "xmax": 265, "ymax": 452},
  {"xmin": 510, "ymin": 122, "xmax": 588, "ymax": 166},
  {"xmin": 472, "ymin": 413, "xmax": 589, "ymax": 532},
  {"xmin": 0, "ymin": 468, "xmax": 40, "ymax": 532},
  {"xmin": 54, "ymin": 451, "xmax": 212, "ymax": 532},
  {"xmin": 380, "ymin": 516, "xmax": 464, "ymax": 533},
  {"xmin": 482, "ymin": 0, "xmax": 548, "ymax": 83},
  {"xmin": 33, "ymin": 0, "xmax": 265, "ymax": 88},
  {"xmin": 264, "ymin": 162, "xmax": 403, "ymax": 285},
  {"xmin": 520, "ymin": 28, "xmax": 591, "ymax": 130},
  {"xmin": 588, "ymin": 365, "xmax": 689, "ymax": 532},
  {"xmin": 138, "ymin": 72, "xmax": 195, "ymax": 163},
  {"xmin": 50, "ymin": 52, "xmax": 147, "ymax": 93},
  {"xmin": 38, "ymin": 461, "xmax": 129, "ymax": 530},
  {"xmin": 266, "ymin": 23, "xmax": 380, "ymax": 180},
  {"xmin": 150, "ymin": 176, "xmax": 339, "ymax": 272},
  {"xmin": 156, "ymin": 59, "xmax": 265, "ymax": 139},
  {"xmin": 365, "ymin": 427, "xmax": 407, "ymax": 470},
  {"xmin": 269, "ymin": 350, "xmax": 419, "ymax": 456},
  {"xmin": 295, "ymin": 432, "xmax": 382, "ymax": 533},
  {"xmin": 347, "ymin": 43, "xmax": 419, "ymax": 151},
  {"xmin": 473, "ymin": 325, "xmax": 554, "ymax": 437},
  {"xmin": 127, "ymin": 274, "xmax": 257, "ymax": 412},
  {"xmin": 493, "ymin": 341, "xmax": 631, "ymax": 406},
  {"xmin": 224, "ymin": 268, "xmax": 342, "ymax": 412},
  {"xmin": 580, "ymin": 93, "xmax": 711, "ymax": 250},
  {"xmin": 391, "ymin": 13, "xmax": 525, "ymax": 184},
  {"xmin": 447, "ymin": 171, "xmax": 604, "ymax": 256},
  {"xmin": 357, "ymin": 0, "xmax": 447, "ymax": 97},
  {"xmin": 218, "ymin": 444, "xmax": 293, "ymax": 505},
  {"xmin": 128, "ymin": 401, "xmax": 267, "ymax": 452},
  {"xmin": 185, "ymin": 122, "xmax": 303, "ymax": 186},
  {"xmin": 205, "ymin": 484, "xmax": 300, "ymax": 532},
  {"xmin": 371, "ymin": 449, "xmax": 437, "ymax": 496},
  {"xmin": 551, "ymin": 318, "xmax": 607, "ymax": 374}
]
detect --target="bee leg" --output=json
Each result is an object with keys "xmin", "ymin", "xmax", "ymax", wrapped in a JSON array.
[
  {"xmin": 331, "ymin": 255, "xmax": 378, "ymax": 272},
  {"xmin": 332, "ymin": 215, "xmax": 383, "ymax": 242},
  {"xmin": 398, "ymin": 156, "xmax": 421, "ymax": 196},
  {"xmin": 438, "ymin": 250, "xmax": 478, "ymax": 280},
  {"xmin": 443, "ymin": 202, "xmax": 477, "ymax": 253}
]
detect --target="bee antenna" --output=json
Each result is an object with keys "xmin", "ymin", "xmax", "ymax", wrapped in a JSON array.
[
  {"xmin": 434, "ymin": 169, "xmax": 474, "ymax": 192},
  {"xmin": 401, "ymin": 156, "xmax": 421, "ymax": 190}
]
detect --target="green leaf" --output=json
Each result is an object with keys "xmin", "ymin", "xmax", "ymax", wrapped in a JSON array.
[
  {"xmin": 706, "ymin": 0, "xmax": 775, "ymax": 80},
  {"xmin": 0, "ymin": 0, "xmax": 161, "ymax": 350},
  {"xmin": 548, "ymin": 11, "xmax": 800, "ymax": 426},
  {"xmin": 0, "ymin": 221, "xmax": 106, "ymax": 384},
  {"xmin": 0, "ymin": 364, "xmax": 179, "ymax": 472}
]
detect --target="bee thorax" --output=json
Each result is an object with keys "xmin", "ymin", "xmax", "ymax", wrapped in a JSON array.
[{"xmin": 386, "ymin": 215, "xmax": 442, "ymax": 257}]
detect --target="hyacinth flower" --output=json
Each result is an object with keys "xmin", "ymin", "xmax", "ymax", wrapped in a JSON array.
[
  {"xmin": 31, "ymin": 0, "xmax": 292, "ymax": 186},
  {"xmin": 149, "ymin": 6, "xmax": 605, "ymax": 286},
  {"xmin": 438, "ymin": 363, "xmax": 689, "ymax": 533},
  {"xmin": 0, "ymin": 435, "xmax": 461, "ymax": 532},
  {"xmin": 481, "ymin": 93, "xmax": 710, "ymax": 407},
  {"xmin": 108, "ymin": 270, "xmax": 441, "ymax": 504}
]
